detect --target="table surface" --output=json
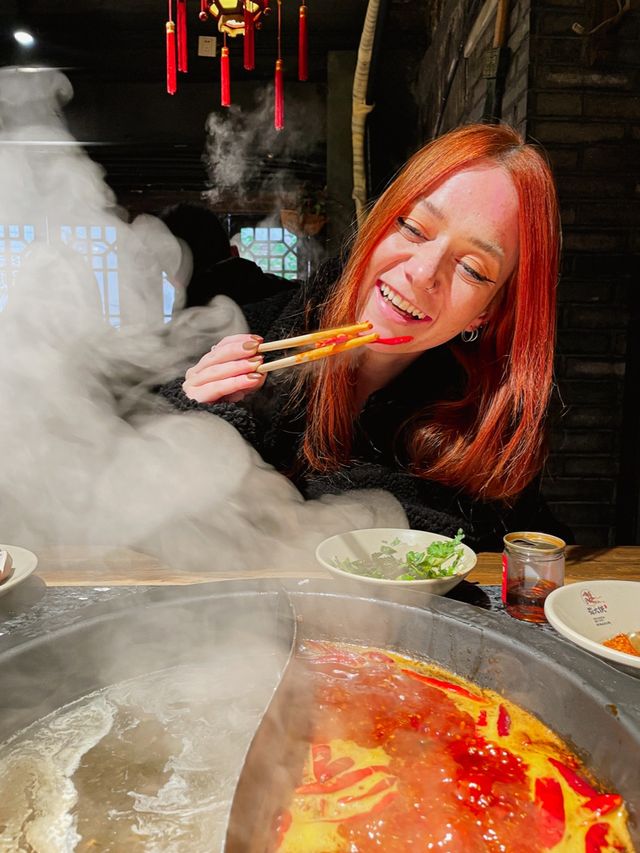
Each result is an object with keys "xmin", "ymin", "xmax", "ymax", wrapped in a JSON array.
[{"xmin": 26, "ymin": 544, "xmax": 640, "ymax": 586}]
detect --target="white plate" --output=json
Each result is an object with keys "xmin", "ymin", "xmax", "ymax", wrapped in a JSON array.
[
  {"xmin": 0, "ymin": 544, "xmax": 39, "ymax": 598},
  {"xmin": 544, "ymin": 580, "xmax": 640, "ymax": 670},
  {"xmin": 315, "ymin": 528, "xmax": 476, "ymax": 596}
]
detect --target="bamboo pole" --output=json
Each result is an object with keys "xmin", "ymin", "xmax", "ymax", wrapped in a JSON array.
[{"xmin": 351, "ymin": 0, "xmax": 380, "ymax": 228}]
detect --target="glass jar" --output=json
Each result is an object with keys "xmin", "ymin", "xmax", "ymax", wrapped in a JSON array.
[{"xmin": 502, "ymin": 532, "xmax": 566, "ymax": 623}]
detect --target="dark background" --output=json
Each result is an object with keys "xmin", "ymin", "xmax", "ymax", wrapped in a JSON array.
[{"xmin": 1, "ymin": 0, "xmax": 638, "ymax": 546}]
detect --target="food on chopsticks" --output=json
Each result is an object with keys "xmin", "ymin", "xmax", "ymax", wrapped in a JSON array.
[
  {"xmin": 0, "ymin": 549, "xmax": 13, "ymax": 584},
  {"xmin": 257, "ymin": 322, "xmax": 374, "ymax": 354},
  {"xmin": 376, "ymin": 335, "xmax": 414, "ymax": 345},
  {"xmin": 602, "ymin": 632, "xmax": 640, "ymax": 657},
  {"xmin": 332, "ymin": 530, "xmax": 465, "ymax": 581},
  {"xmin": 275, "ymin": 641, "xmax": 635, "ymax": 853},
  {"xmin": 255, "ymin": 323, "xmax": 414, "ymax": 374}
]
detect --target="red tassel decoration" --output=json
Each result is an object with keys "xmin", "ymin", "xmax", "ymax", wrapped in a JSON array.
[
  {"xmin": 199, "ymin": 0, "xmax": 209, "ymax": 22},
  {"xmin": 166, "ymin": 17, "xmax": 177, "ymax": 94},
  {"xmin": 221, "ymin": 45, "xmax": 231, "ymax": 107},
  {"xmin": 177, "ymin": 0, "xmax": 188, "ymax": 73},
  {"xmin": 243, "ymin": 4, "xmax": 255, "ymax": 71},
  {"xmin": 275, "ymin": 58, "xmax": 284, "ymax": 130},
  {"xmin": 298, "ymin": 4, "xmax": 308, "ymax": 82}
]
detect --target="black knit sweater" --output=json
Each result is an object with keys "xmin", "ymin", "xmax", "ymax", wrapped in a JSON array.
[{"xmin": 160, "ymin": 259, "xmax": 571, "ymax": 552}]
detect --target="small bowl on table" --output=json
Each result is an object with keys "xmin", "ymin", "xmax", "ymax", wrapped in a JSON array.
[
  {"xmin": 544, "ymin": 580, "xmax": 640, "ymax": 671},
  {"xmin": 315, "ymin": 528, "xmax": 477, "ymax": 597}
]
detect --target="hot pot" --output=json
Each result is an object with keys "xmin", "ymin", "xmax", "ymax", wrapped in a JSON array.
[{"xmin": 0, "ymin": 578, "xmax": 638, "ymax": 849}]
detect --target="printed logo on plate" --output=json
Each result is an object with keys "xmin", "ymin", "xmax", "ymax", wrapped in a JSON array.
[{"xmin": 580, "ymin": 588, "xmax": 612, "ymax": 627}]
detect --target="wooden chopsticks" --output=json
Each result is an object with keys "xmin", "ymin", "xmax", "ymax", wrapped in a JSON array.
[
  {"xmin": 256, "ymin": 322, "xmax": 373, "ymax": 353},
  {"xmin": 255, "ymin": 322, "xmax": 378, "ymax": 374}
]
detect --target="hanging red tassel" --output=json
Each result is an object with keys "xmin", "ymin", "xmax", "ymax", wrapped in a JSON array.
[
  {"xmin": 166, "ymin": 17, "xmax": 177, "ymax": 94},
  {"xmin": 221, "ymin": 46, "xmax": 231, "ymax": 107},
  {"xmin": 243, "ymin": 4, "xmax": 255, "ymax": 71},
  {"xmin": 199, "ymin": 0, "xmax": 209, "ymax": 22},
  {"xmin": 275, "ymin": 58, "xmax": 284, "ymax": 130},
  {"xmin": 298, "ymin": 4, "xmax": 308, "ymax": 82},
  {"xmin": 177, "ymin": 0, "xmax": 188, "ymax": 73}
]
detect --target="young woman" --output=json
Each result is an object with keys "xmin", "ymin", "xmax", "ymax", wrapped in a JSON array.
[{"xmin": 162, "ymin": 123, "xmax": 569, "ymax": 550}]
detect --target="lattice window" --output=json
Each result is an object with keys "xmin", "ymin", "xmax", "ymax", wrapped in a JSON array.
[
  {"xmin": 237, "ymin": 226, "xmax": 299, "ymax": 279},
  {"xmin": 162, "ymin": 273, "xmax": 175, "ymax": 324},
  {"xmin": 0, "ymin": 218, "xmax": 292, "ymax": 325},
  {"xmin": 60, "ymin": 223, "xmax": 121, "ymax": 327},
  {"xmin": 0, "ymin": 223, "xmax": 36, "ymax": 312}
]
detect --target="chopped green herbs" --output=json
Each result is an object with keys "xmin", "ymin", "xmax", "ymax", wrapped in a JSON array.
[{"xmin": 332, "ymin": 530, "xmax": 466, "ymax": 581}]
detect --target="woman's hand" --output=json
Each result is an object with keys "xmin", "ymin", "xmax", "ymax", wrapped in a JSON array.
[{"xmin": 182, "ymin": 334, "xmax": 266, "ymax": 404}]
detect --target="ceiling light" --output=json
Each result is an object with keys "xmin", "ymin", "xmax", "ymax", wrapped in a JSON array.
[{"xmin": 14, "ymin": 30, "xmax": 35, "ymax": 47}]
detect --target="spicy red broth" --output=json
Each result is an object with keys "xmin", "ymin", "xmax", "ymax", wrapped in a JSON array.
[{"xmin": 275, "ymin": 641, "xmax": 634, "ymax": 852}]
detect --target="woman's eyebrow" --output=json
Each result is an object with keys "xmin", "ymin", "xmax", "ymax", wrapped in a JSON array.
[
  {"xmin": 418, "ymin": 199, "xmax": 447, "ymax": 221},
  {"xmin": 468, "ymin": 235, "xmax": 505, "ymax": 260},
  {"xmin": 417, "ymin": 198, "xmax": 505, "ymax": 261}
]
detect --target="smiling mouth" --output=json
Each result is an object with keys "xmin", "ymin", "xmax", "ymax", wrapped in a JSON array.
[{"xmin": 378, "ymin": 282, "xmax": 429, "ymax": 321}]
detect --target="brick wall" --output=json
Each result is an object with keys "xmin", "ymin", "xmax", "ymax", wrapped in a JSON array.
[
  {"xmin": 412, "ymin": 0, "xmax": 639, "ymax": 545},
  {"xmin": 528, "ymin": 0, "xmax": 639, "ymax": 545}
]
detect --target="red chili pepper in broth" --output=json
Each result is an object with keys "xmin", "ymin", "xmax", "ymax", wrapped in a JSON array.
[
  {"xmin": 296, "ymin": 765, "xmax": 390, "ymax": 795},
  {"xmin": 583, "ymin": 793, "xmax": 623, "ymax": 816},
  {"xmin": 585, "ymin": 823, "xmax": 610, "ymax": 853},
  {"xmin": 324, "ymin": 790, "xmax": 398, "ymax": 824},
  {"xmin": 535, "ymin": 777, "xmax": 566, "ymax": 849},
  {"xmin": 476, "ymin": 710, "xmax": 488, "ymax": 727},
  {"xmin": 274, "ymin": 809, "xmax": 292, "ymax": 848},
  {"xmin": 337, "ymin": 776, "xmax": 396, "ymax": 805},
  {"xmin": 376, "ymin": 335, "xmax": 414, "ymax": 345},
  {"xmin": 401, "ymin": 669, "xmax": 487, "ymax": 702},
  {"xmin": 497, "ymin": 703, "xmax": 511, "ymax": 736},
  {"xmin": 311, "ymin": 744, "xmax": 355, "ymax": 782},
  {"xmin": 548, "ymin": 757, "xmax": 599, "ymax": 798}
]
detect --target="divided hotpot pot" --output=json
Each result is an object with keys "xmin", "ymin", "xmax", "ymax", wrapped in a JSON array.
[{"xmin": 0, "ymin": 578, "xmax": 638, "ymax": 849}]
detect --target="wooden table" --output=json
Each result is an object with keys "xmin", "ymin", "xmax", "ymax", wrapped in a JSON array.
[{"xmin": 30, "ymin": 545, "xmax": 640, "ymax": 587}]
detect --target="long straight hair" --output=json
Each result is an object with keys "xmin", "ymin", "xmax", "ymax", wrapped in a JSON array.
[{"xmin": 301, "ymin": 124, "xmax": 560, "ymax": 501}]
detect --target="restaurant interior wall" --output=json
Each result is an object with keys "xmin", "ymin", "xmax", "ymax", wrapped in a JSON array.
[
  {"xmin": 3, "ymin": 0, "xmax": 637, "ymax": 545},
  {"xmin": 411, "ymin": 0, "xmax": 639, "ymax": 547}
]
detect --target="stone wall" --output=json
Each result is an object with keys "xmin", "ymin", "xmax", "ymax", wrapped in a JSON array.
[{"xmin": 413, "ymin": 0, "xmax": 639, "ymax": 545}]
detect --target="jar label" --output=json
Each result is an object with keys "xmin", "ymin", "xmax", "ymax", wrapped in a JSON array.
[{"xmin": 501, "ymin": 553, "xmax": 508, "ymax": 603}]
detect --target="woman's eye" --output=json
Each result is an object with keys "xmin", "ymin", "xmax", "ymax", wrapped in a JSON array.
[
  {"xmin": 458, "ymin": 261, "xmax": 494, "ymax": 285},
  {"xmin": 396, "ymin": 216, "xmax": 424, "ymax": 241}
]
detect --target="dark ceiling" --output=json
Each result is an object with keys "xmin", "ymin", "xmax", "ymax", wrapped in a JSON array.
[
  {"xmin": 0, "ymin": 1, "xmax": 432, "ymax": 212},
  {"xmin": 0, "ymin": 0, "xmax": 406, "ymax": 84}
]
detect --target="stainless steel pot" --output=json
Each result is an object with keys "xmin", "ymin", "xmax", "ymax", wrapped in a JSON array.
[{"xmin": 0, "ymin": 578, "xmax": 638, "ymax": 849}]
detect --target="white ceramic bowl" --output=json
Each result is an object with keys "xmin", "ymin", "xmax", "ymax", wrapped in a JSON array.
[
  {"xmin": 315, "ymin": 528, "xmax": 477, "ymax": 596},
  {"xmin": 544, "ymin": 580, "xmax": 640, "ymax": 670},
  {"xmin": 0, "ymin": 544, "xmax": 38, "ymax": 598}
]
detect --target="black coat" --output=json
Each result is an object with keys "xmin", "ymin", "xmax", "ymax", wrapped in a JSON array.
[{"xmin": 160, "ymin": 259, "xmax": 571, "ymax": 552}]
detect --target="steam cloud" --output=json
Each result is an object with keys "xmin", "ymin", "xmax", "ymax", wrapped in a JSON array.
[
  {"xmin": 0, "ymin": 68, "xmax": 406, "ymax": 573},
  {"xmin": 204, "ymin": 83, "xmax": 323, "ymax": 205}
]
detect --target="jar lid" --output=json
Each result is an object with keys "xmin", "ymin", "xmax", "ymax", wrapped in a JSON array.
[{"xmin": 503, "ymin": 531, "xmax": 566, "ymax": 556}]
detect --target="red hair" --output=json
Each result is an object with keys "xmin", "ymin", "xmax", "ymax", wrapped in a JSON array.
[{"xmin": 301, "ymin": 124, "xmax": 560, "ymax": 501}]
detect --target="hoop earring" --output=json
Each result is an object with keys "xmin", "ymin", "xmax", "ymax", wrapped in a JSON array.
[{"xmin": 461, "ymin": 328, "xmax": 479, "ymax": 343}]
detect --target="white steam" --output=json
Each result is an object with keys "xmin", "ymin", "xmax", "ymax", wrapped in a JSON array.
[
  {"xmin": 0, "ymin": 67, "xmax": 406, "ymax": 573},
  {"xmin": 204, "ymin": 83, "xmax": 324, "ymax": 205}
]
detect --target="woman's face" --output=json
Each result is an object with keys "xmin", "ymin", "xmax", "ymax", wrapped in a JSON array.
[{"xmin": 358, "ymin": 163, "xmax": 520, "ymax": 355}]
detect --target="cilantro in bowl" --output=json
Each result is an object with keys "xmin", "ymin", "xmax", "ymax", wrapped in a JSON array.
[{"xmin": 331, "ymin": 530, "xmax": 466, "ymax": 581}]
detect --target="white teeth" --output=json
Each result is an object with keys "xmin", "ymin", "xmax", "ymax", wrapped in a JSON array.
[{"xmin": 380, "ymin": 283, "xmax": 425, "ymax": 320}]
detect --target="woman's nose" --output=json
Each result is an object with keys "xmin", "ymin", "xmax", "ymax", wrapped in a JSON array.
[{"xmin": 403, "ymin": 245, "xmax": 442, "ymax": 291}]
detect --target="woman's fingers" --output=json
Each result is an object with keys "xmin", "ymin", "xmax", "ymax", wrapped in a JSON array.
[
  {"xmin": 187, "ymin": 334, "xmax": 262, "ymax": 378},
  {"xmin": 187, "ymin": 356, "xmax": 263, "ymax": 388},
  {"xmin": 184, "ymin": 370, "xmax": 265, "ymax": 404},
  {"xmin": 182, "ymin": 334, "xmax": 266, "ymax": 404}
]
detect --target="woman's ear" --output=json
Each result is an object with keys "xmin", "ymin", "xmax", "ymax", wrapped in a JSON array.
[{"xmin": 464, "ymin": 309, "xmax": 490, "ymax": 333}]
